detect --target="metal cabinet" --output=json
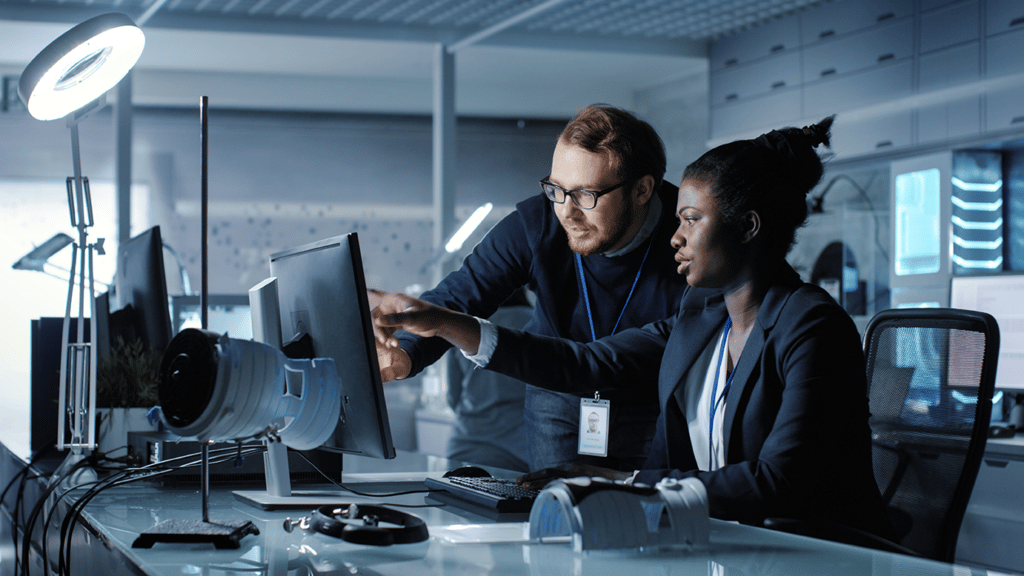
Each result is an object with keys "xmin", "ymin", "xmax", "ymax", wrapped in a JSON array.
[
  {"xmin": 710, "ymin": 51, "xmax": 801, "ymax": 106},
  {"xmin": 985, "ymin": 0, "xmax": 1024, "ymax": 37},
  {"xmin": 920, "ymin": 0, "xmax": 980, "ymax": 54},
  {"xmin": 985, "ymin": 26, "xmax": 1024, "ymax": 78},
  {"xmin": 710, "ymin": 89, "xmax": 802, "ymax": 139},
  {"xmin": 920, "ymin": 0, "xmax": 964, "ymax": 10},
  {"xmin": 802, "ymin": 20, "xmax": 913, "ymax": 82},
  {"xmin": 709, "ymin": 0, "xmax": 1024, "ymax": 156},
  {"xmin": 801, "ymin": 0, "xmax": 914, "ymax": 46},
  {"xmin": 919, "ymin": 98, "xmax": 982, "ymax": 144},
  {"xmin": 919, "ymin": 42, "xmax": 981, "ymax": 91},
  {"xmin": 830, "ymin": 111, "xmax": 914, "ymax": 159},
  {"xmin": 710, "ymin": 16, "xmax": 800, "ymax": 71},
  {"xmin": 985, "ymin": 81, "xmax": 1024, "ymax": 134},
  {"xmin": 804, "ymin": 61, "xmax": 914, "ymax": 119}
]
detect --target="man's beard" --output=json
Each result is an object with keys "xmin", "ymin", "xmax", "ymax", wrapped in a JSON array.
[{"xmin": 565, "ymin": 198, "xmax": 641, "ymax": 257}]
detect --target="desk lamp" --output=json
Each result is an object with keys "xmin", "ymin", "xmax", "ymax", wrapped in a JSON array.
[
  {"xmin": 18, "ymin": 13, "xmax": 145, "ymax": 475},
  {"xmin": 13, "ymin": 232, "xmax": 112, "ymax": 289},
  {"xmin": 12, "ymin": 232, "xmax": 74, "ymax": 274}
]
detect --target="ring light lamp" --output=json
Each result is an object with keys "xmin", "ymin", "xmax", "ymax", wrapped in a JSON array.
[
  {"xmin": 17, "ymin": 14, "xmax": 144, "ymax": 485},
  {"xmin": 18, "ymin": 13, "xmax": 145, "ymax": 121}
]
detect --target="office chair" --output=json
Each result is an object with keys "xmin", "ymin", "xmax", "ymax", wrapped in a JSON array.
[
  {"xmin": 767, "ymin": 307, "xmax": 999, "ymax": 563},
  {"xmin": 863, "ymin": 308, "xmax": 998, "ymax": 561}
]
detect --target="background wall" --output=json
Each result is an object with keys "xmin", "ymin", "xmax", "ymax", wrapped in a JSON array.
[{"xmin": 0, "ymin": 92, "xmax": 708, "ymax": 450}]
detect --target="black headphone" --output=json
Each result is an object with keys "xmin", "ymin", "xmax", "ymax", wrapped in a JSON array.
[{"xmin": 304, "ymin": 504, "xmax": 429, "ymax": 547}]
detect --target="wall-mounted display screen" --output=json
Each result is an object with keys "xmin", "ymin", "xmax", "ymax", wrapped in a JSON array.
[{"xmin": 894, "ymin": 168, "xmax": 941, "ymax": 276}]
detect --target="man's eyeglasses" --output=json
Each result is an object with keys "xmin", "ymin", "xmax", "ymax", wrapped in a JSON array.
[{"xmin": 539, "ymin": 176, "xmax": 627, "ymax": 210}]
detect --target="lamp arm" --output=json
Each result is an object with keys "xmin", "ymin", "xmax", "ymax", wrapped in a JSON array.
[{"xmin": 163, "ymin": 242, "xmax": 193, "ymax": 295}]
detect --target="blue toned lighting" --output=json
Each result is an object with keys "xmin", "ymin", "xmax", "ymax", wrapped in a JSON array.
[
  {"xmin": 952, "ymin": 236, "xmax": 1002, "ymax": 250},
  {"xmin": 951, "ymin": 254, "xmax": 1003, "ymax": 269},
  {"xmin": 952, "ymin": 390, "xmax": 979, "ymax": 404},
  {"xmin": 842, "ymin": 265, "xmax": 858, "ymax": 293},
  {"xmin": 951, "ymin": 196, "xmax": 1002, "ymax": 211},
  {"xmin": 951, "ymin": 215, "xmax": 1003, "ymax": 230},
  {"xmin": 951, "ymin": 177, "xmax": 1003, "ymax": 193},
  {"xmin": 951, "ymin": 152, "xmax": 1004, "ymax": 276},
  {"xmin": 894, "ymin": 169, "xmax": 941, "ymax": 276}
]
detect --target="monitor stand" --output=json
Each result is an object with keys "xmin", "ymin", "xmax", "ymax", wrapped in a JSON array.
[
  {"xmin": 233, "ymin": 488, "xmax": 359, "ymax": 511},
  {"xmin": 233, "ymin": 436, "xmax": 331, "ymax": 510},
  {"xmin": 232, "ymin": 445, "xmax": 430, "ymax": 510}
]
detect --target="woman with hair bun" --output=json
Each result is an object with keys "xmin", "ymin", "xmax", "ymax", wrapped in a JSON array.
[{"xmin": 373, "ymin": 117, "xmax": 895, "ymax": 539}]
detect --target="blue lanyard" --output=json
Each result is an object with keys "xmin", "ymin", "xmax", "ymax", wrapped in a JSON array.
[
  {"xmin": 574, "ymin": 231, "xmax": 655, "ymax": 341},
  {"xmin": 709, "ymin": 317, "xmax": 735, "ymax": 470}
]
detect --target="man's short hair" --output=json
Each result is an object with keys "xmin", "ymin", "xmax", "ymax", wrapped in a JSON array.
[{"xmin": 559, "ymin": 103, "xmax": 667, "ymax": 185}]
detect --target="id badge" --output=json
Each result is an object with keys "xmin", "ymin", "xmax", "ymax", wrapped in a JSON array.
[{"xmin": 578, "ymin": 396, "xmax": 610, "ymax": 457}]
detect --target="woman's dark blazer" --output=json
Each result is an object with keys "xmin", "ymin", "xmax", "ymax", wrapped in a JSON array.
[{"xmin": 486, "ymin": 265, "xmax": 893, "ymax": 539}]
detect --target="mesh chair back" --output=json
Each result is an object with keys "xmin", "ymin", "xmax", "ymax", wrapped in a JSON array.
[{"xmin": 863, "ymin": 308, "xmax": 998, "ymax": 562}]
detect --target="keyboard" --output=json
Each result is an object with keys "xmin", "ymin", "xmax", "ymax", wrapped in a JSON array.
[{"xmin": 425, "ymin": 476, "xmax": 539, "ymax": 513}]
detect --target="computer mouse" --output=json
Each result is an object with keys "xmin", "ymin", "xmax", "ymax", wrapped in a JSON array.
[{"xmin": 443, "ymin": 466, "xmax": 492, "ymax": 478}]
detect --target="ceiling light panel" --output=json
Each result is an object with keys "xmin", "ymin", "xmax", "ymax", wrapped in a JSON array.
[{"xmin": 0, "ymin": 0, "xmax": 833, "ymax": 41}]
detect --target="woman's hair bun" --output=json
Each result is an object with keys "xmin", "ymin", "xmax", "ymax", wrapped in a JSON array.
[{"xmin": 800, "ymin": 115, "xmax": 835, "ymax": 149}]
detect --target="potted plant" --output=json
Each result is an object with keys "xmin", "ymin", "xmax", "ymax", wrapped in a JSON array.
[{"xmin": 95, "ymin": 335, "xmax": 161, "ymax": 454}]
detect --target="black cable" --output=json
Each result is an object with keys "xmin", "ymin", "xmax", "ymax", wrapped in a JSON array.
[
  {"xmin": 55, "ymin": 446, "xmax": 264, "ymax": 575},
  {"xmin": 11, "ymin": 471, "xmax": 44, "ymax": 575},
  {"xmin": 2, "ymin": 465, "xmax": 32, "ymax": 576},
  {"xmin": 23, "ymin": 459, "xmax": 94, "ymax": 576},
  {"xmin": 19, "ymin": 455, "xmax": 94, "ymax": 576},
  {"xmin": 57, "ymin": 453, "xmax": 249, "ymax": 576},
  {"xmin": 47, "ymin": 450, "xmax": 148, "ymax": 576},
  {"xmin": 48, "ymin": 477, "xmax": 106, "ymax": 576},
  {"xmin": 12, "ymin": 443, "xmax": 260, "ymax": 576},
  {"xmin": 14, "ymin": 445, "xmax": 248, "ymax": 576},
  {"xmin": 0, "ymin": 461, "xmax": 31, "ymax": 504},
  {"xmin": 57, "ymin": 470, "xmax": 135, "ymax": 575},
  {"xmin": 3, "ymin": 441, "xmax": 56, "ymax": 576},
  {"xmin": 46, "ymin": 451, "xmax": 163, "ymax": 576}
]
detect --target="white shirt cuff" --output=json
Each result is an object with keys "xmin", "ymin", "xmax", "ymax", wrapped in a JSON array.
[{"xmin": 461, "ymin": 317, "xmax": 497, "ymax": 367}]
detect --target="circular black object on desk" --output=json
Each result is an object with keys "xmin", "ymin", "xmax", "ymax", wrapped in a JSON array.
[{"xmin": 308, "ymin": 504, "xmax": 428, "ymax": 546}]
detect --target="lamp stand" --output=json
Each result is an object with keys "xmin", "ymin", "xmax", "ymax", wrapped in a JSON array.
[{"xmin": 54, "ymin": 117, "xmax": 105, "ymax": 484}]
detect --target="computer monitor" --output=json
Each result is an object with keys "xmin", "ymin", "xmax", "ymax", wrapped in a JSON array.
[
  {"xmin": 113, "ymin": 226, "xmax": 173, "ymax": 356},
  {"xmin": 269, "ymin": 233, "xmax": 395, "ymax": 460},
  {"xmin": 950, "ymin": 273, "xmax": 1024, "ymax": 392}
]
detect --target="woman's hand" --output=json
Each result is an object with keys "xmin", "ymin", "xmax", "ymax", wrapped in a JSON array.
[
  {"xmin": 516, "ymin": 464, "xmax": 630, "ymax": 491},
  {"xmin": 370, "ymin": 290, "xmax": 482, "ymax": 356},
  {"xmin": 371, "ymin": 291, "xmax": 446, "ymax": 344}
]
